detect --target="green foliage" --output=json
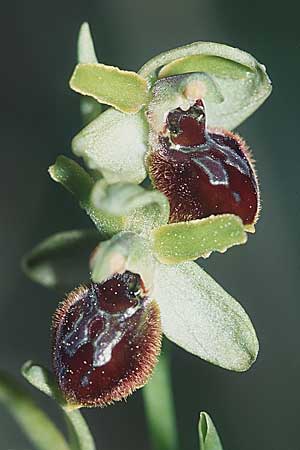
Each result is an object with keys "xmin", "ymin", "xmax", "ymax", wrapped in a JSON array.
[
  {"xmin": 22, "ymin": 362, "xmax": 96, "ymax": 450},
  {"xmin": 143, "ymin": 344, "xmax": 178, "ymax": 450},
  {"xmin": 49, "ymin": 155, "xmax": 124, "ymax": 236},
  {"xmin": 0, "ymin": 372, "xmax": 69, "ymax": 450},
  {"xmin": 199, "ymin": 412, "xmax": 223, "ymax": 450},
  {"xmin": 22, "ymin": 229, "xmax": 102, "ymax": 290}
]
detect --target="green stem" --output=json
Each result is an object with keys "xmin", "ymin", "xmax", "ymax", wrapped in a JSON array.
[
  {"xmin": 143, "ymin": 341, "xmax": 179, "ymax": 450},
  {"xmin": 64, "ymin": 409, "xmax": 96, "ymax": 450}
]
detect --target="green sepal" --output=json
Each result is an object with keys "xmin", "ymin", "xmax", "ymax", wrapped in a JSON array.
[
  {"xmin": 70, "ymin": 63, "xmax": 149, "ymax": 113},
  {"xmin": 0, "ymin": 371, "xmax": 70, "ymax": 450},
  {"xmin": 72, "ymin": 108, "xmax": 148, "ymax": 184},
  {"xmin": 22, "ymin": 229, "xmax": 103, "ymax": 290},
  {"xmin": 22, "ymin": 362, "xmax": 96, "ymax": 450},
  {"xmin": 77, "ymin": 22, "xmax": 103, "ymax": 125},
  {"xmin": 199, "ymin": 412, "xmax": 223, "ymax": 450},
  {"xmin": 159, "ymin": 54, "xmax": 252, "ymax": 80},
  {"xmin": 139, "ymin": 42, "xmax": 272, "ymax": 129},
  {"xmin": 152, "ymin": 214, "xmax": 247, "ymax": 264},
  {"xmin": 153, "ymin": 261, "xmax": 259, "ymax": 372},
  {"xmin": 91, "ymin": 181, "xmax": 170, "ymax": 234},
  {"xmin": 91, "ymin": 231, "xmax": 155, "ymax": 291},
  {"xmin": 49, "ymin": 155, "xmax": 124, "ymax": 236},
  {"xmin": 77, "ymin": 22, "xmax": 98, "ymax": 64}
]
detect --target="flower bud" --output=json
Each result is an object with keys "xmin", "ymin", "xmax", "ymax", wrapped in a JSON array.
[
  {"xmin": 52, "ymin": 271, "xmax": 161, "ymax": 407},
  {"xmin": 147, "ymin": 80, "xmax": 259, "ymax": 228}
]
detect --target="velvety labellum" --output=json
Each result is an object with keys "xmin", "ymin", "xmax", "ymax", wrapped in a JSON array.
[
  {"xmin": 52, "ymin": 272, "xmax": 161, "ymax": 407},
  {"xmin": 148, "ymin": 99, "xmax": 259, "ymax": 225}
]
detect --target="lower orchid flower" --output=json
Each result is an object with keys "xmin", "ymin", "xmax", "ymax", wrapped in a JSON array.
[{"xmin": 25, "ymin": 226, "xmax": 259, "ymax": 408}]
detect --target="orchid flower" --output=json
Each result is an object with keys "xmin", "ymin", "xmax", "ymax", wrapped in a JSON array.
[{"xmin": 22, "ymin": 22, "xmax": 272, "ymax": 408}]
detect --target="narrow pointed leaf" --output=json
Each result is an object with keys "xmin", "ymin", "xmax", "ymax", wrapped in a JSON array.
[
  {"xmin": 199, "ymin": 412, "xmax": 223, "ymax": 450},
  {"xmin": 152, "ymin": 214, "xmax": 247, "ymax": 264},
  {"xmin": 22, "ymin": 229, "xmax": 102, "ymax": 290},
  {"xmin": 153, "ymin": 261, "xmax": 259, "ymax": 371},
  {"xmin": 77, "ymin": 22, "xmax": 103, "ymax": 125},
  {"xmin": 70, "ymin": 63, "xmax": 149, "ymax": 113},
  {"xmin": 139, "ymin": 42, "xmax": 271, "ymax": 129},
  {"xmin": 72, "ymin": 108, "xmax": 148, "ymax": 184},
  {"xmin": 91, "ymin": 181, "xmax": 169, "ymax": 233},
  {"xmin": 0, "ymin": 371, "xmax": 70, "ymax": 450},
  {"xmin": 22, "ymin": 362, "xmax": 96, "ymax": 450},
  {"xmin": 49, "ymin": 156, "xmax": 124, "ymax": 236}
]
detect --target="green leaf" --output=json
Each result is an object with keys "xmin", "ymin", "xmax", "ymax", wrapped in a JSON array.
[
  {"xmin": 70, "ymin": 63, "xmax": 149, "ymax": 113},
  {"xmin": 72, "ymin": 108, "xmax": 148, "ymax": 184},
  {"xmin": 91, "ymin": 181, "xmax": 169, "ymax": 233},
  {"xmin": 91, "ymin": 231, "xmax": 155, "ymax": 290},
  {"xmin": 143, "ymin": 342, "xmax": 178, "ymax": 450},
  {"xmin": 139, "ymin": 42, "xmax": 272, "ymax": 129},
  {"xmin": 199, "ymin": 412, "xmax": 223, "ymax": 450},
  {"xmin": 153, "ymin": 261, "xmax": 259, "ymax": 371},
  {"xmin": 152, "ymin": 214, "xmax": 247, "ymax": 264},
  {"xmin": 22, "ymin": 229, "xmax": 102, "ymax": 290},
  {"xmin": 49, "ymin": 156, "xmax": 124, "ymax": 236},
  {"xmin": 0, "ymin": 371, "xmax": 70, "ymax": 450},
  {"xmin": 77, "ymin": 22, "xmax": 103, "ymax": 125},
  {"xmin": 22, "ymin": 362, "xmax": 96, "ymax": 450}
]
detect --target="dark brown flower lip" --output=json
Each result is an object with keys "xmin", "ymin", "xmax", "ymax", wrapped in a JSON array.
[
  {"xmin": 147, "ymin": 96, "xmax": 260, "ymax": 227},
  {"xmin": 52, "ymin": 272, "xmax": 162, "ymax": 408}
]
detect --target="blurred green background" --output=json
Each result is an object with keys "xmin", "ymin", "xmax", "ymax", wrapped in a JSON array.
[{"xmin": 1, "ymin": 0, "xmax": 299, "ymax": 449}]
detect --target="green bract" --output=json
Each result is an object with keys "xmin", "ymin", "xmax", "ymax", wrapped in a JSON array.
[
  {"xmin": 199, "ymin": 412, "xmax": 223, "ymax": 450},
  {"xmin": 49, "ymin": 155, "xmax": 124, "ymax": 236},
  {"xmin": 22, "ymin": 229, "xmax": 102, "ymax": 290}
]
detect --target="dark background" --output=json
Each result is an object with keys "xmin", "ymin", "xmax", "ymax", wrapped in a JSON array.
[{"xmin": 1, "ymin": 0, "xmax": 299, "ymax": 449}]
